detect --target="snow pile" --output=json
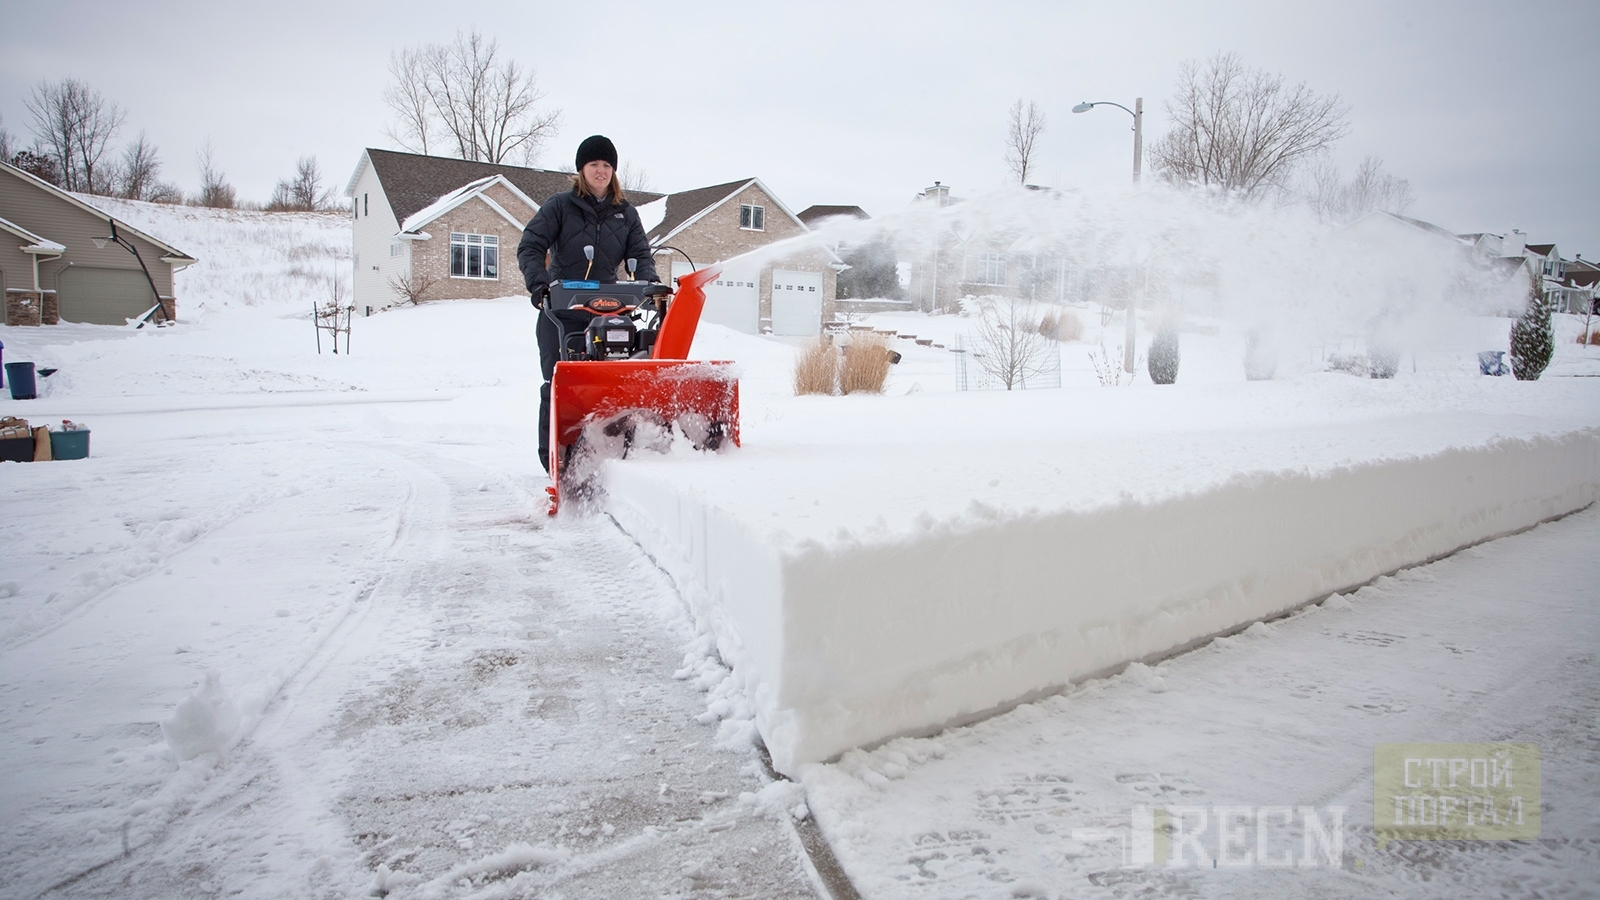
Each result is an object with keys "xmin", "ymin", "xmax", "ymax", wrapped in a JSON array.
[
  {"xmin": 160, "ymin": 670, "xmax": 242, "ymax": 760},
  {"xmin": 605, "ymin": 379, "xmax": 1600, "ymax": 774}
]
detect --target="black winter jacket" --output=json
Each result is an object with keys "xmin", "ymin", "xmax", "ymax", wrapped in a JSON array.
[{"xmin": 516, "ymin": 190, "xmax": 658, "ymax": 293}]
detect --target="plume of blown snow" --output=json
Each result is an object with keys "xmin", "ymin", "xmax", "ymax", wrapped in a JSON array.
[{"xmin": 721, "ymin": 183, "xmax": 1516, "ymax": 371}]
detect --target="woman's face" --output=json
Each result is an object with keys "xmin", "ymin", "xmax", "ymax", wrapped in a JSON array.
[{"xmin": 583, "ymin": 160, "xmax": 613, "ymax": 196}]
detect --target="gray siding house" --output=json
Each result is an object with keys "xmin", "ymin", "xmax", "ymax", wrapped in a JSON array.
[{"xmin": 0, "ymin": 161, "xmax": 195, "ymax": 325}]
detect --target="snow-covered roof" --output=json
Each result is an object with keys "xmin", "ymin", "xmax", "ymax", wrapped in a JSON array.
[
  {"xmin": 0, "ymin": 215, "xmax": 65, "ymax": 254},
  {"xmin": 648, "ymin": 177, "xmax": 812, "ymax": 246},
  {"xmin": 0, "ymin": 161, "xmax": 195, "ymax": 262},
  {"xmin": 635, "ymin": 196, "xmax": 667, "ymax": 234},
  {"xmin": 396, "ymin": 174, "xmax": 540, "ymax": 235}
]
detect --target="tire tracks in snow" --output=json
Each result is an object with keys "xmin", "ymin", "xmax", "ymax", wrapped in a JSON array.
[{"xmin": 23, "ymin": 447, "xmax": 445, "ymax": 900}]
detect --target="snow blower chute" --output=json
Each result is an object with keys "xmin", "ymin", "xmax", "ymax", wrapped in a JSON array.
[{"xmin": 543, "ymin": 265, "xmax": 738, "ymax": 513}]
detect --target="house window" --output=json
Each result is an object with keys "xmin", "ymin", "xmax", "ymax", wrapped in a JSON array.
[
  {"xmin": 449, "ymin": 232, "xmax": 499, "ymax": 279},
  {"xmin": 390, "ymin": 242, "xmax": 403, "ymax": 258},
  {"xmin": 740, "ymin": 204, "xmax": 765, "ymax": 231},
  {"xmin": 364, "ymin": 193, "xmax": 368, "ymax": 216},
  {"xmin": 977, "ymin": 253, "xmax": 1006, "ymax": 286}
]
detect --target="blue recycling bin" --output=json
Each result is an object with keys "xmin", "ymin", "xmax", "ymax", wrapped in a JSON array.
[
  {"xmin": 5, "ymin": 362, "xmax": 36, "ymax": 400},
  {"xmin": 49, "ymin": 429, "xmax": 90, "ymax": 460}
]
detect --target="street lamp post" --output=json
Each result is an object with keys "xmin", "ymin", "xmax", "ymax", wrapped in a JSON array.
[{"xmin": 1073, "ymin": 97, "xmax": 1144, "ymax": 372}]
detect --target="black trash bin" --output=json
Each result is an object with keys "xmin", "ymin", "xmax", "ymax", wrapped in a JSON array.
[{"xmin": 5, "ymin": 362, "xmax": 37, "ymax": 400}]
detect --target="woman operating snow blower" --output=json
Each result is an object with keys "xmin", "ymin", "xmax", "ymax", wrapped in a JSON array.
[
  {"xmin": 517, "ymin": 135, "xmax": 658, "ymax": 474},
  {"xmin": 517, "ymin": 135, "xmax": 739, "ymax": 514}
]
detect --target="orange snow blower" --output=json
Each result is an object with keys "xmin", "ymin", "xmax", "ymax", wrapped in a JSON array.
[{"xmin": 543, "ymin": 265, "xmax": 738, "ymax": 514}]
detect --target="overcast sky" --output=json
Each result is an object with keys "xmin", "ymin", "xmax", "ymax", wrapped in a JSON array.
[{"xmin": 3, "ymin": 0, "xmax": 1596, "ymax": 257}]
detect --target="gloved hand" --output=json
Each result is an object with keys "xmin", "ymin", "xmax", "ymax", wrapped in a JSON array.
[{"xmin": 531, "ymin": 281, "xmax": 551, "ymax": 308}]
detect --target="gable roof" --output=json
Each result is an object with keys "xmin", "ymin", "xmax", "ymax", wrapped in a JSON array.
[
  {"xmin": 348, "ymin": 148, "xmax": 663, "ymax": 226},
  {"xmin": 647, "ymin": 177, "xmax": 810, "ymax": 245},
  {"xmin": 1526, "ymin": 243, "xmax": 1556, "ymax": 256},
  {"xmin": 646, "ymin": 178, "xmax": 753, "ymax": 243},
  {"xmin": 798, "ymin": 205, "xmax": 870, "ymax": 226},
  {"xmin": 0, "ymin": 161, "xmax": 195, "ymax": 262},
  {"xmin": 0, "ymin": 215, "xmax": 65, "ymax": 253},
  {"xmin": 397, "ymin": 174, "xmax": 540, "ymax": 235}
]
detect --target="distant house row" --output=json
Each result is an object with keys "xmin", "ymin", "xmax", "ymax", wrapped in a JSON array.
[
  {"xmin": 344, "ymin": 149, "xmax": 847, "ymax": 336},
  {"xmin": 1, "ymin": 160, "xmax": 195, "ymax": 326},
  {"xmin": 1455, "ymin": 229, "xmax": 1598, "ymax": 314}
]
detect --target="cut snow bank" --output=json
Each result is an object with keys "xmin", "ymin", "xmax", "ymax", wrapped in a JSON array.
[{"xmin": 604, "ymin": 383, "xmax": 1600, "ymax": 776}]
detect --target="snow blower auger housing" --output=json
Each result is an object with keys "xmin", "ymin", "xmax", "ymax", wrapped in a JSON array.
[{"xmin": 544, "ymin": 265, "xmax": 738, "ymax": 514}]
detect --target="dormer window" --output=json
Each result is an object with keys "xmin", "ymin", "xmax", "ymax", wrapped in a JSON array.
[{"xmin": 740, "ymin": 204, "xmax": 765, "ymax": 231}]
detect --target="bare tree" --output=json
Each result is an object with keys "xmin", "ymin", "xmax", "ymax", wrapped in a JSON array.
[
  {"xmin": 193, "ymin": 140, "xmax": 236, "ymax": 208},
  {"xmin": 1305, "ymin": 154, "xmax": 1414, "ymax": 222},
  {"xmin": 115, "ymin": 130, "xmax": 172, "ymax": 200},
  {"xmin": 1005, "ymin": 99, "xmax": 1046, "ymax": 185},
  {"xmin": 618, "ymin": 160, "xmax": 653, "ymax": 193},
  {"xmin": 268, "ymin": 156, "xmax": 333, "ymax": 211},
  {"xmin": 972, "ymin": 296, "xmax": 1054, "ymax": 390},
  {"xmin": 383, "ymin": 30, "xmax": 562, "ymax": 164},
  {"xmin": 0, "ymin": 115, "xmax": 14, "ymax": 163},
  {"xmin": 1150, "ymin": 52, "xmax": 1349, "ymax": 200},
  {"xmin": 383, "ymin": 47, "xmax": 436, "ymax": 155},
  {"xmin": 387, "ymin": 270, "xmax": 438, "ymax": 306},
  {"xmin": 25, "ymin": 77, "xmax": 126, "ymax": 193}
]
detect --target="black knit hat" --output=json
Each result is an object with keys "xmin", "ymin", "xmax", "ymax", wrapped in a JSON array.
[{"xmin": 575, "ymin": 135, "xmax": 618, "ymax": 171}]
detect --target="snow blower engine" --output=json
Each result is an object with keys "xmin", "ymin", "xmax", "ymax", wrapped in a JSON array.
[{"xmin": 540, "ymin": 258, "xmax": 738, "ymax": 514}]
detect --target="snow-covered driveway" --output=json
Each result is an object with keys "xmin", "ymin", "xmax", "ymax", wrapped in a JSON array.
[{"xmin": 1, "ymin": 393, "xmax": 817, "ymax": 899}]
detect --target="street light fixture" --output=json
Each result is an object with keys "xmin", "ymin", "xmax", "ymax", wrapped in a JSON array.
[
  {"xmin": 1071, "ymin": 98, "xmax": 1143, "ymax": 185},
  {"xmin": 1073, "ymin": 97, "xmax": 1145, "ymax": 372}
]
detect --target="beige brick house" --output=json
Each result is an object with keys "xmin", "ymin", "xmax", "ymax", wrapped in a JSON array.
[
  {"xmin": 648, "ymin": 178, "xmax": 838, "ymax": 336},
  {"xmin": 344, "ymin": 149, "xmax": 663, "ymax": 311},
  {"xmin": 345, "ymin": 150, "xmax": 836, "ymax": 335}
]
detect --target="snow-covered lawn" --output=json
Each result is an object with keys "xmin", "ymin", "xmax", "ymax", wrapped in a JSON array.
[{"xmin": 1, "ymin": 196, "xmax": 1596, "ymax": 898}]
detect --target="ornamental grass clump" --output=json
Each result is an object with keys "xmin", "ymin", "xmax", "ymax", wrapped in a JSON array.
[
  {"xmin": 793, "ymin": 337, "xmax": 839, "ymax": 395},
  {"xmin": 840, "ymin": 333, "xmax": 892, "ymax": 394}
]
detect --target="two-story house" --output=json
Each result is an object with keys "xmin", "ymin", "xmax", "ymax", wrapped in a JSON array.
[
  {"xmin": 646, "ymin": 178, "xmax": 838, "ymax": 336},
  {"xmin": 343, "ymin": 150, "xmax": 838, "ymax": 336}
]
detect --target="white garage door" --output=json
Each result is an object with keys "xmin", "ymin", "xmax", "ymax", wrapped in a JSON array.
[
  {"xmin": 771, "ymin": 269, "xmax": 822, "ymax": 336},
  {"xmin": 58, "ymin": 266, "xmax": 159, "ymax": 325},
  {"xmin": 676, "ymin": 261, "xmax": 759, "ymax": 334}
]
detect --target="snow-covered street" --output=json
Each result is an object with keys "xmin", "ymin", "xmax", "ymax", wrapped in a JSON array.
[{"xmin": 802, "ymin": 504, "xmax": 1600, "ymax": 899}]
